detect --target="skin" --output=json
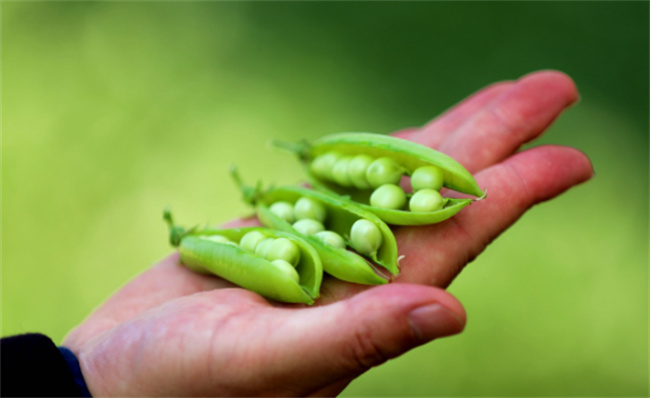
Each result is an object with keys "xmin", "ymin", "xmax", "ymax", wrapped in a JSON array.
[{"xmin": 63, "ymin": 71, "xmax": 593, "ymax": 397}]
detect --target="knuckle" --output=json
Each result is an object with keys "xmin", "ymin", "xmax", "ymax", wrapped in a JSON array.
[{"xmin": 344, "ymin": 324, "xmax": 390, "ymax": 371}]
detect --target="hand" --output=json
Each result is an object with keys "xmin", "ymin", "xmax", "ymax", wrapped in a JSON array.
[{"xmin": 63, "ymin": 70, "xmax": 593, "ymax": 397}]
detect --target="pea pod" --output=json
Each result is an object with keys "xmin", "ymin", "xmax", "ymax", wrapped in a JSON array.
[
  {"xmin": 274, "ymin": 132, "xmax": 485, "ymax": 225},
  {"xmin": 231, "ymin": 168, "xmax": 399, "ymax": 284},
  {"xmin": 164, "ymin": 209, "xmax": 322, "ymax": 305}
]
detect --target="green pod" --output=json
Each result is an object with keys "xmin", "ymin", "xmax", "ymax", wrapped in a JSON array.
[
  {"xmin": 231, "ymin": 170, "xmax": 398, "ymax": 284},
  {"xmin": 164, "ymin": 210, "xmax": 322, "ymax": 304},
  {"xmin": 274, "ymin": 132, "xmax": 485, "ymax": 226}
]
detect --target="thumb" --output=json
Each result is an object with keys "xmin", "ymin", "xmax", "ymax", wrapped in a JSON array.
[{"xmin": 283, "ymin": 283, "xmax": 466, "ymax": 395}]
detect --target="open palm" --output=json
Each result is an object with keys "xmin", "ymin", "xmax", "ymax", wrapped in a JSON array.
[{"xmin": 63, "ymin": 71, "xmax": 593, "ymax": 396}]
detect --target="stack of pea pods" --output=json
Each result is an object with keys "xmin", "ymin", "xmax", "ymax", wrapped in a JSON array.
[{"xmin": 165, "ymin": 133, "xmax": 485, "ymax": 305}]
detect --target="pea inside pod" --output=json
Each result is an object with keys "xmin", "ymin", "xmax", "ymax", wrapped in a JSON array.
[
  {"xmin": 230, "ymin": 168, "xmax": 399, "ymax": 284},
  {"xmin": 164, "ymin": 209, "xmax": 322, "ymax": 305},
  {"xmin": 274, "ymin": 132, "xmax": 485, "ymax": 225}
]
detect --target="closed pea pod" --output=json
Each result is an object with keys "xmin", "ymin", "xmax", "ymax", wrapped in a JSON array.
[
  {"xmin": 274, "ymin": 132, "xmax": 485, "ymax": 225},
  {"xmin": 230, "ymin": 167, "xmax": 399, "ymax": 284},
  {"xmin": 164, "ymin": 209, "xmax": 322, "ymax": 305}
]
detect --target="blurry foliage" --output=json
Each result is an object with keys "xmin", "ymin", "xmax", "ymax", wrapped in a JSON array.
[{"xmin": 2, "ymin": 2, "xmax": 648, "ymax": 396}]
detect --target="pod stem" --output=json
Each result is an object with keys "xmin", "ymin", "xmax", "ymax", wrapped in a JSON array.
[
  {"xmin": 229, "ymin": 164, "xmax": 263, "ymax": 205},
  {"xmin": 163, "ymin": 207, "xmax": 195, "ymax": 247},
  {"xmin": 270, "ymin": 139, "xmax": 310, "ymax": 161}
]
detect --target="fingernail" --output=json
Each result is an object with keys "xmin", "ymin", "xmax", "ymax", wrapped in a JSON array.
[{"xmin": 408, "ymin": 304, "xmax": 464, "ymax": 343}]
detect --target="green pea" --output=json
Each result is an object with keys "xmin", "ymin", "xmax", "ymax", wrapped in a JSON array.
[
  {"xmin": 292, "ymin": 219, "xmax": 325, "ymax": 236},
  {"xmin": 275, "ymin": 132, "xmax": 484, "ymax": 225},
  {"xmin": 254, "ymin": 238, "xmax": 275, "ymax": 258},
  {"xmin": 370, "ymin": 184, "xmax": 406, "ymax": 210},
  {"xmin": 266, "ymin": 237, "xmax": 301, "ymax": 266},
  {"xmin": 240, "ymin": 182, "xmax": 399, "ymax": 282},
  {"xmin": 348, "ymin": 154, "xmax": 374, "ymax": 189},
  {"xmin": 313, "ymin": 230, "xmax": 346, "ymax": 250},
  {"xmin": 310, "ymin": 151, "xmax": 343, "ymax": 180},
  {"xmin": 366, "ymin": 157, "xmax": 404, "ymax": 188},
  {"xmin": 409, "ymin": 189, "xmax": 444, "ymax": 212},
  {"xmin": 293, "ymin": 197, "xmax": 327, "ymax": 223},
  {"xmin": 200, "ymin": 235, "xmax": 237, "ymax": 245},
  {"xmin": 239, "ymin": 230, "xmax": 267, "ymax": 252},
  {"xmin": 350, "ymin": 219, "xmax": 383, "ymax": 256},
  {"xmin": 331, "ymin": 156, "xmax": 354, "ymax": 187},
  {"xmin": 271, "ymin": 259, "xmax": 300, "ymax": 283},
  {"xmin": 411, "ymin": 165, "xmax": 444, "ymax": 191},
  {"xmin": 269, "ymin": 201, "xmax": 295, "ymax": 224}
]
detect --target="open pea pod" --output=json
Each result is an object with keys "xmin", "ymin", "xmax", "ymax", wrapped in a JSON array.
[
  {"xmin": 231, "ymin": 168, "xmax": 399, "ymax": 284},
  {"xmin": 164, "ymin": 209, "xmax": 322, "ymax": 305},
  {"xmin": 274, "ymin": 132, "xmax": 485, "ymax": 225}
]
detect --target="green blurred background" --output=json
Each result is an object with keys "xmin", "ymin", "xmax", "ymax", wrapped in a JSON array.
[{"xmin": 2, "ymin": 2, "xmax": 648, "ymax": 396}]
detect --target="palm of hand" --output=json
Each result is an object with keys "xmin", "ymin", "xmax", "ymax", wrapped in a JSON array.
[{"xmin": 63, "ymin": 71, "xmax": 593, "ymax": 397}]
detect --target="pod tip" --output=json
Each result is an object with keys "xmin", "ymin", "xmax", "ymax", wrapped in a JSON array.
[{"xmin": 476, "ymin": 188, "xmax": 488, "ymax": 201}]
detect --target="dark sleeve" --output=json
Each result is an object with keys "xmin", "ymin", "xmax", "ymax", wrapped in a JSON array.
[{"xmin": 1, "ymin": 333, "xmax": 91, "ymax": 397}]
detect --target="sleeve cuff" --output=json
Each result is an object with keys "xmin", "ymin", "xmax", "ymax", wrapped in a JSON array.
[
  {"xmin": 0, "ymin": 333, "xmax": 92, "ymax": 397},
  {"xmin": 58, "ymin": 346, "xmax": 93, "ymax": 397}
]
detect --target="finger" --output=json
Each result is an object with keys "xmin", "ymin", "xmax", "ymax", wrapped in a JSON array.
[
  {"xmin": 279, "ymin": 284, "xmax": 466, "ymax": 396},
  {"xmin": 402, "ymin": 80, "xmax": 514, "ymax": 147},
  {"xmin": 220, "ymin": 215, "xmax": 261, "ymax": 228},
  {"xmin": 391, "ymin": 127, "xmax": 421, "ymax": 140},
  {"xmin": 395, "ymin": 145, "xmax": 594, "ymax": 287},
  {"xmin": 436, "ymin": 70, "xmax": 579, "ymax": 173}
]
